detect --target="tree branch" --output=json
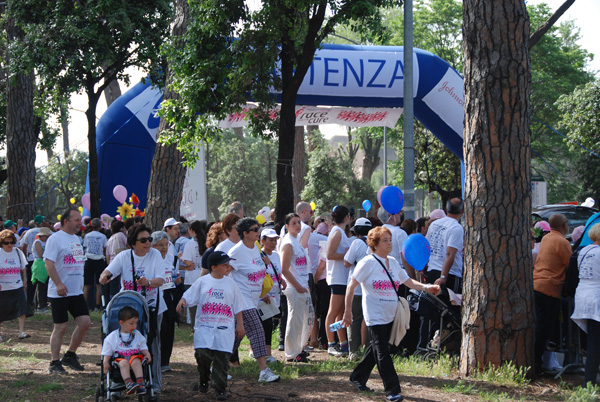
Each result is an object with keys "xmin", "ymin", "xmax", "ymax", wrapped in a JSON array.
[{"xmin": 529, "ymin": 0, "xmax": 576, "ymax": 49}]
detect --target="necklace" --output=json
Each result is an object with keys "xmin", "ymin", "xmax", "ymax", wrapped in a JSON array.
[{"xmin": 119, "ymin": 331, "xmax": 135, "ymax": 347}]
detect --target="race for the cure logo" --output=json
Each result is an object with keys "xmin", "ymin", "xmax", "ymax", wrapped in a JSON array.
[{"xmin": 206, "ymin": 287, "xmax": 225, "ymax": 300}]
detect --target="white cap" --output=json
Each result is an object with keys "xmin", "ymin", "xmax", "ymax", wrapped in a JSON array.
[
  {"xmin": 352, "ymin": 217, "xmax": 372, "ymax": 230},
  {"xmin": 582, "ymin": 197, "xmax": 595, "ymax": 208},
  {"xmin": 261, "ymin": 228, "xmax": 279, "ymax": 238},
  {"xmin": 163, "ymin": 217, "xmax": 180, "ymax": 228}
]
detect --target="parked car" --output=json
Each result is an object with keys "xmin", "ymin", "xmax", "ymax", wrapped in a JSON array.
[{"xmin": 532, "ymin": 204, "xmax": 598, "ymax": 241}]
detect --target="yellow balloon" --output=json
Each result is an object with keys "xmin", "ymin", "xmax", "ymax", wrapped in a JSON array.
[
  {"xmin": 57, "ymin": 215, "xmax": 62, "ymax": 221},
  {"xmin": 70, "ymin": 197, "xmax": 76, "ymax": 204},
  {"xmin": 78, "ymin": 206, "xmax": 83, "ymax": 213},
  {"xmin": 310, "ymin": 202, "xmax": 316, "ymax": 211},
  {"xmin": 256, "ymin": 215, "xmax": 266, "ymax": 225}
]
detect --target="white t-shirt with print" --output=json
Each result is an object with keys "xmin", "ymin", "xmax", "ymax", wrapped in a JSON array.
[
  {"xmin": 160, "ymin": 253, "xmax": 177, "ymax": 291},
  {"xmin": 264, "ymin": 251, "xmax": 282, "ymax": 308},
  {"xmin": 228, "ymin": 241, "xmax": 267, "ymax": 309},
  {"xmin": 352, "ymin": 254, "xmax": 409, "ymax": 326},
  {"xmin": 44, "ymin": 230, "xmax": 86, "ymax": 297},
  {"xmin": 21, "ymin": 227, "xmax": 40, "ymax": 261},
  {"xmin": 344, "ymin": 237, "xmax": 370, "ymax": 296},
  {"xmin": 182, "ymin": 239, "xmax": 203, "ymax": 285},
  {"xmin": 106, "ymin": 248, "xmax": 166, "ymax": 311},
  {"xmin": 0, "ymin": 248, "xmax": 27, "ymax": 291},
  {"xmin": 215, "ymin": 238, "xmax": 237, "ymax": 255},
  {"xmin": 426, "ymin": 217, "xmax": 464, "ymax": 277},
  {"xmin": 308, "ymin": 232, "xmax": 328, "ymax": 275},
  {"xmin": 101, "ymin": 329, "xmax": 148, "ymax": 358},
  {"xmin": 183, "ymin": 274, "xmax": 247, "ymax": 353},
  {"xmin": 83, "ymin": 230, "xmax": 107, "ymax": 260},
  {"xmin": 326, "ymin": 226, "xmax": 350, "ymax": 286},
  {"xmin": 281, "ymin": 234, "xmax": 310, "ymax": 289}
]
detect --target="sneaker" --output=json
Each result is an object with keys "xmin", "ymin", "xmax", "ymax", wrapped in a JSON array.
[
  {"xmin": 386, "ymin": 393, "xmax": 404, "ymax": 401},
  {"xmin": 328, "ymin": 346, "xmax": 348, "ymax": 357},
  {"xmin": 303, "ymin": 345, "xmax": 314, "ymax": 352},
  {"xmin": 18, "ymin": 332, "xmax": 31, "ymax": 340},
  {"xmin": 265, "ymin": 355, "xmax": 278, "ymax": 364},
  {"xmin": 349, "ymin": 378, "xmax": 373, "ymax": 392},
  {"xmin": 48, "ymin": 361, "xmax": 67, "ymax": 375},
  {"xmin": 197, "ymin": 382, "xmax": 208, "ymax": 393},
  {"xmin": 216, "ymin": 390, "xmax": 228, "ymax": 401},
  {"xmin": 278, "ymin": 343, "xmax": 284, "ymax": 351},
  {"xmin": 287, "ymin": 353, "xmax": 309, "ymax": 363},
  {"xmin": 36, "ymin": 307, "xmax": 49, "ymax": 314},
  {"xmin": 258, "ymin": 368, "xmax": 280, "ymax": 383},
  {"xmin": 137, "ymin": 384, "xmax": 146, "ymax": 395},
  {"xmin": 126, "ymin": 381, "xmax": 140, "ymax": 395},
  {"xmin": 327, "ymin": 346, "xmax": 338, "ymax": 356},
  {"xmin": 61, "ymin": 352, "xmax": 84, "ymax": 371},
  {"xmin": 161, "ymin": 365, "xmax": 172, "ymax": 373}
]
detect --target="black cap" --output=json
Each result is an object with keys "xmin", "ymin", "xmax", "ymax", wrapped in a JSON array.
[{"xmin": 207, "ymin": 250, "xmax": 234, "ymax": 268}]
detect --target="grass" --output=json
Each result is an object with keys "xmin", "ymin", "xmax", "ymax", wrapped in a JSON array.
[
  {"xmin": 561, "ymin": 382, "xmax": 600, "ymax": 402},
  {"xmin": 35, "ymin": 382, "xmax": 64, "ymax": 393}
]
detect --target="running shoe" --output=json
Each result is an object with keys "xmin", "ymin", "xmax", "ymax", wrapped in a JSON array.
[{"xmin": 258, "ymin": 368, "xmax": 280, "ymax": 383}]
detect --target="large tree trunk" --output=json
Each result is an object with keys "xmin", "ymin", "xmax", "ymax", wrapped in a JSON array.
[
  {"xmin": 460, "ymin": 0, "xmax": 534, "ymax": 375},
  {"xmin": 292, "ymin": 126, "xmax": 306, "ymax": 206},
  {"xmin": 6, "ymin": 15, "xmax": 36, "ymax": 222},
  {"xmin": 361, "ymin": 135, "xmax": 382, "ymax": 182},
  {"xmin": 86, "ymin": 85, "xmax": 102, "ymax": 218},
  {"xmin": 103, "ymin": 75, "xmax": 121, "ymax": 107},
  {"xmin": 144, "ymin": 0, "xmax": 189, "ymax": 231}
]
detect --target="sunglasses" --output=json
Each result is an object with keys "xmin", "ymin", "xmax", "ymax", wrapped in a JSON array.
[
  {"xmin": 247, "ymin": 227, "xmax": 260, "ymax": 233},
  {"xmin": 2, "ymin": 240, "xmax": 16, "ymax": 245},
  {"xmin": 137, "ymin": 237, "xmax": 153, "ymax": 243}
]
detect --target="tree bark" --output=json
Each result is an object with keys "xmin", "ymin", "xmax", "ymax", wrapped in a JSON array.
[
  {"xmin": 60, "ymin": 105, "xmax": 70, "ymax": 154},
  {"xmin": 460, "ymin": 0, "xmax": 534, "ymax": 375},
  {"xmin": 103, "ymin": 76, "xmax": 122, "ymax": 107},
  {"xmin": 6, "ymin": 15, "xmax": 36, "ymax": 222},
  {"xmin": 361, "ymin": 135, "xmax": 383, "ymax": 182},
  {"xmin": 528, "ymin": 0, "xmax": 576, "ymax": 49},
  {"xmin": 144, "ymin": 0, "xmax": 189, "ymax": 231},
  {"xmin": 86, "ymin": 80, "xmax": 102, "ymax": 218},
  {"xmin": 292, "ymin": 126, "xmax": 306, "ymax": 206}
]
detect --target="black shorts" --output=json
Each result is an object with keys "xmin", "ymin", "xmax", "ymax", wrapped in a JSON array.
[
  {"xmin": 49, "ymin": 295, "xmax": 90, "ymax": 324},
  {"xmin": 0, "ymin": 288, "xmax": 28, "ymax": 322},
  {"xmin": 330, "ymin": 284, "xmax": 347, "ymax": 295},
  {"xmin": 84, "ymin": 259, "xmax": 107, "ymax": 286}
]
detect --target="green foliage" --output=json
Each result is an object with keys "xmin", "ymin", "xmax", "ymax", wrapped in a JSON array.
[
  {"xmin": 36, "ymin": 150, "xmax": 88, "ymax": 219},
  {"xmin": 301, "ymin": 131, "xmax": 373, "ymax": 213},
  {"xmin": 557, "ymin": 79, "xmax": 600, "ymax": 200},
  {"xmin": 564, "ymin": 383, "xmax": 600, "ymax": 402},
  {"xmin": 205, "ymin": 131, "xmax": 277, "ymax": 221}
]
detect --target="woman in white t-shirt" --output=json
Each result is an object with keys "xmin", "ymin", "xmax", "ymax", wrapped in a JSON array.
[
  {"xmin": 0, "ymin": 229, "xmax": 30, "ymax": 341},
  {"xmin": 32, "ymin": 227, "xmax": 52, "ymax": 312},
  {"xmin": 281, "ymin": 213, "xmax": 314, "ymax": 363},
  {"xmin": 99, "ymin": 224, "xmax": 166, "ymax": 394},
  {"xmin": 181, "ymin": 220, "xmax": 207, "ymax": 285},
  {"xmin": 342, "ymin": 226, "xmax": 439, "ymax": 401},
  {"xmin": 325, "ymin": 205, "xmax": 351, "ymax": 356}
]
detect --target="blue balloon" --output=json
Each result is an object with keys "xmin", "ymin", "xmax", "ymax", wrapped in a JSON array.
[
  {"xmin": 402, "ymin": 234, "xmax": 431, "ymax": 271},
  {"xmin": 380, "ymin": 186, "xmax": 404, "ymax": 215},
  {"xmin": 362, "ymin": 199, "xmax": 371, "ymax": 212}
]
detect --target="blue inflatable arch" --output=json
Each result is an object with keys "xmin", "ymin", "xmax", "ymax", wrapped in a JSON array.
[{"xmin": 94, "ymin": 44, "xmax": 464, "ymax": 215}]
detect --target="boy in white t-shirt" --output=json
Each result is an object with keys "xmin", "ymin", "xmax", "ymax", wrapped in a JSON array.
[
  {"xmin": 101, "ymin": 306, "xmax": 151, "ymax": 395},
  {"xmin": 176, "ymin": 251, "xmax": 246, "ymax": 401}
]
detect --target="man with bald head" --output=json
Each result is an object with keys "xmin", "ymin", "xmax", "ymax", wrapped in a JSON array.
[{"xmin": 533, "ymin": 213, "xmax": 571, "ymax": 375}]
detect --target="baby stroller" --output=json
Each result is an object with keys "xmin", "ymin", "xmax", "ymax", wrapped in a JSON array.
[
  {"xmin": 95, "ymin": 291, "xmax": 156, "ymax": 402},
  {"xmin": 407, "ymin": 289, "xmax": 462, "ymax": 359}
]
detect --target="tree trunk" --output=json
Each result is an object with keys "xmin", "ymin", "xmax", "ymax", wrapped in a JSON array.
[
  {"xmin": 460, "ymin": 0, "xmax": 534, "ymax": 375},
  {"xmin": 361, "ymin": 135, "xmax": 382, "ymax": 182},
  {"xmin": 86, "ymin": 86, "xmax": 102, "ymax": 218},
  {"xmin": 144, "ymin": 0, "xmax": 189, "ymax": 231},
  {"xmin": 103, "ymin": 76, "xmax": 122, "ymax": 107},
  {"xmin": 307, "ymin": 125, "xmax": 319, "ymax": 152},
  {"xmin": 61, "ymin": 105, "xmax": 70, "ymax": 154},
  {"xmin": 292, "ymin": 126, "xmax": 306, "ymax": 205},
  {"xmin": 6, "ymin": 15, "xmax": 36, "ymax": 222}
]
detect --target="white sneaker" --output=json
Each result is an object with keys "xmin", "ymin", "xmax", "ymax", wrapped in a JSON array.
[
  {"xmin": 328, "ymin": 346, "xmax": 348, "ymax": 357},
  {"xmin": 265, "ymin": 355, "xmax": 278, "ymax": 364},
  {"xmin": 258, "ymin": 368, "xmax": 280, "ymax": 383},
  {"xmin": 211, "ymin": 366, "xmax": 232, "ymax": 380}
]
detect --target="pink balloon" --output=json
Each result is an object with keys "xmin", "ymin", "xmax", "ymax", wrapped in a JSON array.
[
  {"xmin": 81, "ymin": 193, "xmax": 91, "ymax": 211},
  {"xmin": 377, "ymin": 186, "xmax": 388, "ymax": 206},
  {"xmin": 113, "ymin": 185, "xmax": 127, "ymax": 204}
]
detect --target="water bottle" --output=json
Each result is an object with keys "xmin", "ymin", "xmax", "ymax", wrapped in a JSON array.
[{"xmin": 329, "ymin": 320, "xmax": 346, "ymax": 332}]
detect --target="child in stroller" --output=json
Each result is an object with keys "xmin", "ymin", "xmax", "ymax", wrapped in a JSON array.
[
  {"xmin": 102, "ymin": 306, "xmax": 151, "ymax": 395},
  {"xmin": 96, "ymin": 291, "xmax": 156, "ymax": 402}
]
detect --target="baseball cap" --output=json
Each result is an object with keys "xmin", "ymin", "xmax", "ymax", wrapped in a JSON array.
[
  {"xmin": 429, "ymin": 209, "xmax": 446, "ymax": 220},
  {"xmin": 34, "ymin": 215, "xmax": 45, "ymax": 224},
  {"xmin": 207, "ymin": 251, "xmax": 234, "ymax": 268},
  {"xmin": 4, "ymin": 220, "xmax": 16, "ymax": 229},
  {"xmin": 352, "ymin": 217, "xmax": 372, "ymax": 231},
  {"xmin": 18, "ymin": 227, "xmax": 28, "ymax": 236},
  {"xmin": 315, "ymin": 222, "xmax": 329, "ymax": 235},
  {"xmin": 163, "ymin": 217, "xmax": 180, "ymax": 228},
  {"xmin": 261, "ymin": 228, "xmax": 279, "ymax": 238}
]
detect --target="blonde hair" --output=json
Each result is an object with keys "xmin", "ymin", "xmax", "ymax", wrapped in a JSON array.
[{"xmin": 588, "ymin": 223, "xmax": 600, "ymax": 242}]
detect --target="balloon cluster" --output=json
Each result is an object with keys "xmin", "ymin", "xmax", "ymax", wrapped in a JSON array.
[{"xmin": 113, "ymin": 185, "xmax": 144, "ymax": 219}]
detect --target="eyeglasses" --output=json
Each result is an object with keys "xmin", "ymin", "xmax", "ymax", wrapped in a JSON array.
[
  {"xmin": 137, "ymin": 237, "xmax": 153, "ymax": 243},
  {"xmin": 2, "ymin": 240, "xmax": 16, "ymax": 245},
  {"xmin": 247, "ymin": 227, "xmax": 260, "ymax": 233}
]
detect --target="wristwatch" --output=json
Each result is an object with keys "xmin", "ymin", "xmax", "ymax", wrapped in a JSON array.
[{"xmin": 440, "ymin": 274, "xmax": 447, "ymax": 279}]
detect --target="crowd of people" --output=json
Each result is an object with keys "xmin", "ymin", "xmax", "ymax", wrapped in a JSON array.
[{"xmin": 2, "ymin": 197, "xmax": 600, "ymax": 400}]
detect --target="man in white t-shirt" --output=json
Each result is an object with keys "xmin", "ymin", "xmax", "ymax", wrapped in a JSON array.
[
  {"xmin": 419, "ymin": 197, "xmax": 464, "ymax": 348},
  {"xmin": 83, "ymin": 218, "xmax": 108, "ymax": 310},
  {"xmin": 44, "ymin": 209, "xmax": 92, "ymax": 375},
  {"xmin": 377, "ymin": 207, "xmax": 409, "ymax": 273},
  {"xmin": 163, "ymin": 217, "xmax": 180, "ymax": 258}
]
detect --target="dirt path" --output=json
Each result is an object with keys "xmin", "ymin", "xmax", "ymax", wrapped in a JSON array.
[{"xmin": 0, "ymin": 312, "xmax": 580, "ymax": 402}]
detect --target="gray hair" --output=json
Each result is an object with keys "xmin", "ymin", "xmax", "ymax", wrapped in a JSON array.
[
  {"xmin": 377, "ymin": 207, "xmax": 392, "ymax": 224},
  {"xmin": 91, "ymin": 218, "xmax": 102, "ymax": 230},
  {"xmin": 151, "ymin": 230, "xmax": 169, "ymax": 246},
  {"xmin": 179, "ymin": 222, "xmax": 189, "ymax": 235}
]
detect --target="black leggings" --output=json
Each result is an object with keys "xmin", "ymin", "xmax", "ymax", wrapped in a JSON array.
[
  {"xmin": 261, "ymin": 317, "xmax": 274, "ymax": 347},
  {"xmin": 585, "ymin": 319, "xmax": 600, "ymax": 385}
]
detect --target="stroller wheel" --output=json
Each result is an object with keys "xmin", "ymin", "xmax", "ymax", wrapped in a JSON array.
[{"xmin": 95, "ymin": 385, "xmax": 105, "ymax": 402}]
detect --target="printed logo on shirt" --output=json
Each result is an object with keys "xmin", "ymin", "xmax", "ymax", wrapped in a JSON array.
[
  {"xmin": 3, "ymin": 258, "xmax": 17, "ymax": 265},
  {"xmin": 0, "ymin": 267, "xmax": 20, "ymax": 275},
  {"xmin": 295, "ymin": 256, "xmax": 307, "ymax": 266},
  {"xmin": 69, "ymin": 242, "xmax": 85, "ymax": 262},
  {"xmin": 247, "ymin": 268, "xmax": 266, "ymax": 283},
  {"xmin": 117, "ymin": 348, "xmax": 141, "ymax": 357},
  {"xmin": 371, "ymin": 279, "xmax": 401, "ymax": 294},
  {"xmin": 201, "ymin": 302, "xmax": 233, "ymax": 318},
  {"xmin": 63, "ymin": 254, "xmax": 80, "ymax": 265},
  {"xmin": 206, "ymin": 287, "xmax": 225, "ymax": 300}
]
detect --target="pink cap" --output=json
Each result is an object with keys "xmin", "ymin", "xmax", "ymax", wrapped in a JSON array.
[
  {"xmin": 429, "ymin": 209, "xmax": 446, "ymax": 220},
  {"xmin": 571, "ymin": 225, "xmax": 585, "ymax": 243},
  {"xmin": 316, "ymin": 222, "xmax": 329, "ymax": 235}
]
